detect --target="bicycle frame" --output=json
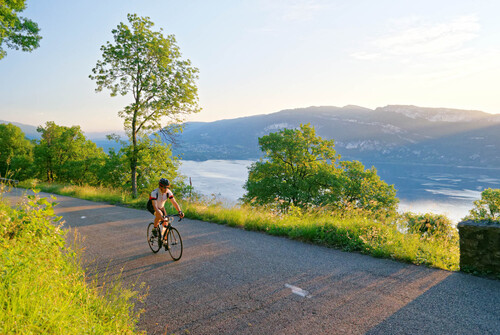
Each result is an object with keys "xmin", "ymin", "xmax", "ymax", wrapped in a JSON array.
[{"xmin": 147, "ymin": 214, "xmax": 183, "ymax": 260}]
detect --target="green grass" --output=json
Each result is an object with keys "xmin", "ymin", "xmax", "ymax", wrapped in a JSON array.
[
  {"xmin": 17, "ymin": 180, "xmax": 460, "ymax": 271},
  {"xmin": 19, "ymin": 180, "xmax": 145, "ymax": 209},
  {"xmin": 0, "ymin": 186, "xmax": 146, "ymax": 334},
  {"xmin": 183, "ymin": 202, "xmax": 459, "ymax": 271}
]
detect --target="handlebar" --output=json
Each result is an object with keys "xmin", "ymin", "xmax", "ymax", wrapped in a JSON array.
[{"xmin": 161, "ymin": 214, "xmax": 183, "ymax": 223}]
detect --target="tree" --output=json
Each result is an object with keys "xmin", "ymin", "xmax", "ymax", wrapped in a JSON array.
[
  {"xmin": 243, "ymin": 124, "xmax": 342, "ymax": 210},
  {"xmin": 242, "ymin": 124, "xmax": 398, "ymax": 214},
  {"xmin": 33, "ymin": 122, "xmax": 106, "ymax": 184},
  {"xmin": 466, "ymin": 188, "xmax": 500, "ymax": 222},
  {"xmin": 99, "ymin": 134, "xmax": 183, "ymax": 195},
  {"xmin": 134, "ymin": 134, "xmax": 181, "ymax": 194},
  {"xmin": 337, "ymin": 160, "xmax": 398, "ymax": 214},
  {"xmin": 0, "ymin": 123, "xmax": 33, "ymax": 179},
  {"xmin": 97, "ymin": 145, "xmax": 128, "ymax": 189},
  {"xmin": 90, "ymin": 14, "xmax": 200, "ymax": 197},
  {"xmin": 0, "ymin": 0, "xmax": 42, "ymax": 59}
]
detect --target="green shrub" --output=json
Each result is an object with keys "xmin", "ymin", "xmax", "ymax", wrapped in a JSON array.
[
  {"xmin": 0, "ymin": 188, "xmax": 145, "ymax": 334},
  {"xmin": 465, "ymin": 188, "xmax": 500, "ymax": 223},
  {"xmin": 401, "ymin": 212, "xmax": 458, "ymax": 240}
]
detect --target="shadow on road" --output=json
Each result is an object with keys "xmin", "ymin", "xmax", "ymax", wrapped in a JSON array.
[{"xmin": 366, "ymin": 272, "xmax": 500, "ymax": 334}]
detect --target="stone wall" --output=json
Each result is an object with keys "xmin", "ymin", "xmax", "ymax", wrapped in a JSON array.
[{"xmin": 458, "ymin": 220, "xmax": 500, "ymax": 276}]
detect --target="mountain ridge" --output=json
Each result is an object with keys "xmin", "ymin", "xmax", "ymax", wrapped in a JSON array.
[
  {"xmin": 2, "ymin": 105, "xmax": 499, "ymax": 167},
  {"xmin": 171, "ymin": 105, "xmax": 500, "ymax": 167}
]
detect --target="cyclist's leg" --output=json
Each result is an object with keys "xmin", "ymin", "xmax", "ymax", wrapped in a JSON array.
[
  {"xmin": 159, "ymin": 207, "xmax": 169, "ymax": 242},
  {"xmin": 154, "ymin": 209, "xmax": 162, "ymax": 228}
]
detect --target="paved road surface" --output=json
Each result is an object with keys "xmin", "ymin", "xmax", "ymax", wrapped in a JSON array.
[{"xmin": 5, "ymin": 189, "xmax": 500, "ymax": 334}]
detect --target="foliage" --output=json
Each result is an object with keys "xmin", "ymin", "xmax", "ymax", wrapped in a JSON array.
[
  {"xmin": 0, "ymin": 121, "xmax": 184, "ymax": 197},
  {"xmin": 401, "ymin": 212, "xmax": 458, "ymax": 240},
  {"xmin": 100, "ymin": 133, "xmax": 184, "ymax": 196},
  {"xmin": 465, "ymin": 188, "xmax": 500, "ymax": 223},
  {"xmin": 0, "ymin": 123, "xmax": 33, "ymax": 179},
  {"xmin": 337, "ymin": 160, "xmax": 398, "ymax": 214},
  {"xmin": 242, "ymin": 124, "xmax": 398, "ymax": 214},
  {"xmin": 95, "ymin": 134, "xmax": 130, "ymax": 189},
  {"xmin": 90, "ymin": 13, "xmax": 200, "ymax": 197},
  {"xmin": 0, "ymin": 188, "xmax": 145, "ymax": 333},
  {"xmin": 98, "ymin": 146, "xmax": 129, "ymax": 188},
  {"xmin": 33, "ymin": 121, "xmax": 107, "ymax": 184},
  {"xmin": 123, "ymin": 134, "xmax": 182, "ymax": 194},
  {"xmin": 0, "ymin": 0, "xmax": 42, "ymax": 59},
  {"xmin": 243, "ymin": 124, "xmax": 340, "ymax": 210}
]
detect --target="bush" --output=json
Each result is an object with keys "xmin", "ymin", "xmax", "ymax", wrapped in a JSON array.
[
  {"xmin": 401, "ymin": 212, "xmax": 457, "ymax": 240},
  {"xmin": 465, "ymin": 188, "xmax": 500, "ymax": 223},
  {"xmin": 0, "ymin": 188, "xmax": 145, "ymax": 334}
]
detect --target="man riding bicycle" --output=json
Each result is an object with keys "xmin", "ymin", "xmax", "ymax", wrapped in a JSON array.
[{"xmin": 147, "ymin": 178, "xmax": 185, "ymax": 244}]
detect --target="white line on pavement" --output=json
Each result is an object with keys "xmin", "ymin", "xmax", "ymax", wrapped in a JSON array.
[{"xmin": 285, "ymin": 284, "xmax": 311, "ymax": 298}]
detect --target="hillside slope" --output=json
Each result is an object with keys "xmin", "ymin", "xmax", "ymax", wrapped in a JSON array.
[{"xmin": 173, "ymin": 105, "xmax": 500, "ymax": 167}]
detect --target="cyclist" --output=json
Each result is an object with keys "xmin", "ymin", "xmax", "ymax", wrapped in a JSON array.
[{"xmin": 147, "ymin": 178, "xmax": 185, "ymax": 244}]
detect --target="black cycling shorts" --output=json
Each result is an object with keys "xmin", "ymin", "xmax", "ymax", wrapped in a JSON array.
[{"xmin": 147, "ymin": 199, "xmax": 166, "ymax": 216}]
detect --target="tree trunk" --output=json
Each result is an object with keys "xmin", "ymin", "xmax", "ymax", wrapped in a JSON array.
[
  {"xmin": 131, "ymin": 133, "xmax": 138, "ymax": 198},
  {"xmin": 131, "ymin": 107, "xmax": 139, "ymax": 198},
  {"xmin": 131, "ymin": 158, "xmax": 137, "ymax": 197}
]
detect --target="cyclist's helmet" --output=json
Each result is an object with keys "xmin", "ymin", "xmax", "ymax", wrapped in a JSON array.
[{"xmin": 159, "ymin": 178, "xmax": 170, "ymax": 187}]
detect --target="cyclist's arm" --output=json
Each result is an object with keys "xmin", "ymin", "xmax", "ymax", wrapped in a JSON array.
[{"xmin": 169, "ymin": 197, "xmax": 184, "ymax": 218}]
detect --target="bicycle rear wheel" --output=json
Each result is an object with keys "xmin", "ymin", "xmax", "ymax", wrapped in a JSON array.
[
  {"xmin": 147, "ymin": 222, "xmax": 161, "ymax": 253},
  {"xmin": 166, "ymin": 227, "xmax": 183, "ymax": 261}
]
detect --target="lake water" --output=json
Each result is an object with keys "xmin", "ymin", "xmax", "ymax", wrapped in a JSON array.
[{"xmin": 178, "ymin": 160, "xmax": 500, "ymax": 223}]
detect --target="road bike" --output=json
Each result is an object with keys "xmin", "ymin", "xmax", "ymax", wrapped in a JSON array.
[{"xmin": 147, "ymin": 214, "xmax": 183, "ymax": 261}]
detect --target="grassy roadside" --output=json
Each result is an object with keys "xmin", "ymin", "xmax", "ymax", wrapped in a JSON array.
[
  {"xmin": 183, "ymin": 202, "xmax": 459, "ymax": 271},
  {"xmin": 0, "ymin": 186, "xmax": 146, "ymax": 334},
  {"xmin": 16, "ymin": 181, "xmax": 460, "ymax": 271}
]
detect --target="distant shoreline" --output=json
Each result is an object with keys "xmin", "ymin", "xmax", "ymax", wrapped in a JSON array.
[{"xmin": 178, "ymin": 159, "xmax": 500, "ymax": 223}]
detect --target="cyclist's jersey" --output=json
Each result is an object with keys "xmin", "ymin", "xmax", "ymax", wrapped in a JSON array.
[{"xmin": 150, "ymin": 188, "xmax": 174, "ymax": 209}]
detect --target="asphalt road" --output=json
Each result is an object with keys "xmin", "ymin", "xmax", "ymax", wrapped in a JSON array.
[{"xmin": 5, "ymin": 188, "xmax": 500, "ymax": 335}]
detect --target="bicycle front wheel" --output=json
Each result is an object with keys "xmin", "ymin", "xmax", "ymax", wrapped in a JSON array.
[
  {"xmin": 166, "ymin": 227, "xmax": 183, "ymax": 261},
  {"xmin": 147, "ymin": 222, "xmax": 161, "ymax": 253}
]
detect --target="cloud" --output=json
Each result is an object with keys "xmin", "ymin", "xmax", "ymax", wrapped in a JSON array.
[{"xmin": 353, "ymin": 15, "xmax": 480, "ymax": 61}]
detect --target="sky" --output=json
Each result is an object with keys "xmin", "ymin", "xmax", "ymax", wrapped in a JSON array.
[{"xmin": 1, "ymin": 0, "xmax": 500, "ymax": 133}]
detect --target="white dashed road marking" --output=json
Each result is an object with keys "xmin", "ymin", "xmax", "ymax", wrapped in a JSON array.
[{"xmin": 285, "ymin": 284, "xmax": 311, "ymax": 298}]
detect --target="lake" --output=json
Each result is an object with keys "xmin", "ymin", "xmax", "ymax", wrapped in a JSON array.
[{"xmin": 178, "ymin": 160, "xmax": 500, "ymax": 223}]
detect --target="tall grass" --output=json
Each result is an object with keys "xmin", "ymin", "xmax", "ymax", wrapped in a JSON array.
[
  {"xmin": 0, "ymin": 186, "xmax": 146, "ymax": 334},
  {"xmin": 17, "ymin": 180, "xmax": 460, "ymax": 271},
  {"xmin": 183, "ymin": 202, "xmax": 459, "ymax": 271},
  {"xmin": 19, "ymin": 179, "xmax": 145, "ymax": 208}
]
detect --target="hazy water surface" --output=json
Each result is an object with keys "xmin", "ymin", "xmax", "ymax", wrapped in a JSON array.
[{"xmin": 179, "ymin": 160, "xmax": 500, "ymax": 223}]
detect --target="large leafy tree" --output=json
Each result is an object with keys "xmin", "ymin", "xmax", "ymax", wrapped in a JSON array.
[
  {"xmin": 243, "ymin": 124, "xmax": 398, "ymax": 214},
  {"xmin": 34, "ymin": 122, "xmax": 106, "ymax": 184},
  {"xmin": 0, "ymin": 123, "xmax": 33, "ymax": 179},
  {"xmin": 90, "ymin": 14, "xmax": 200, "ymax": 197},
  {"xmin": 0, "ymin": 0, "xmax": 42, "ymax": 59},
  {"xmin": 243, "ymin": 124, "xmax": 342, "ymax": 210}
]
